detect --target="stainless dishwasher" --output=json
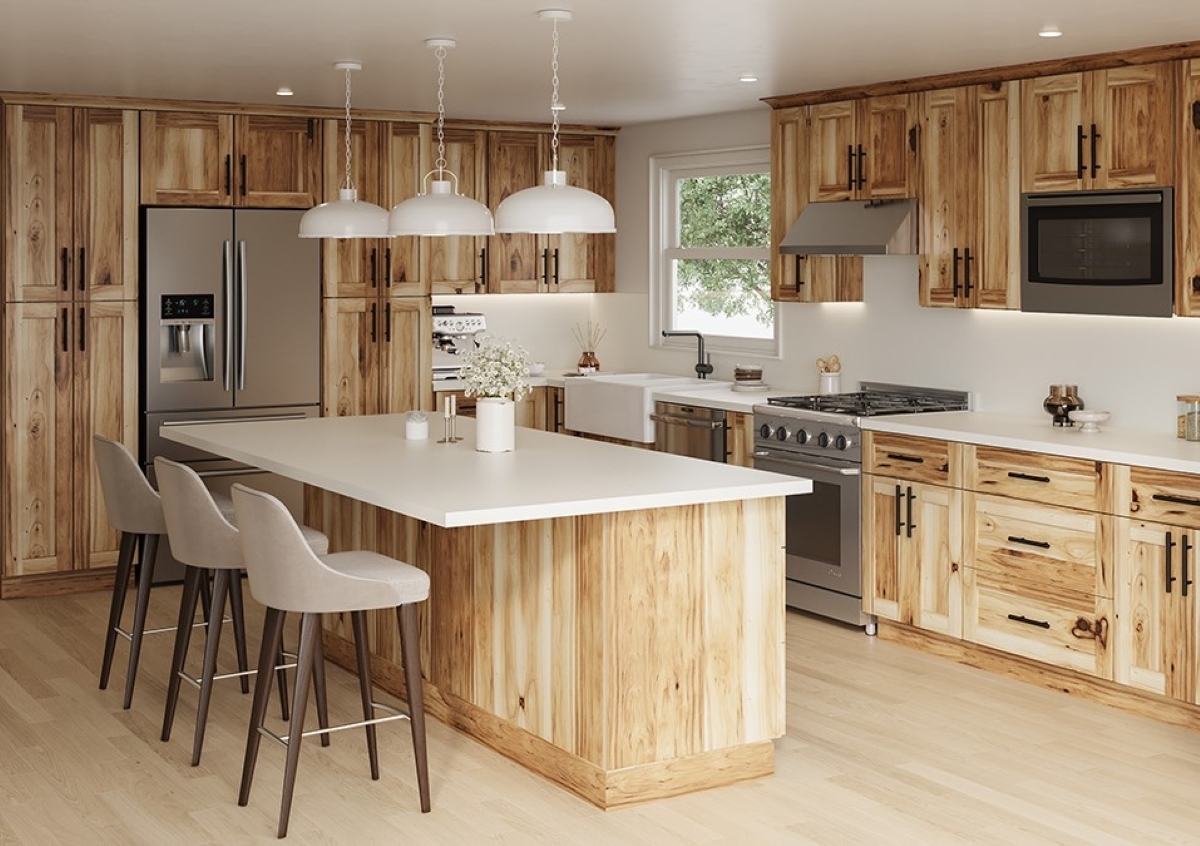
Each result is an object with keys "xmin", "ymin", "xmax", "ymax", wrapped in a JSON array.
[{"xmin": 651, "ymin": 401, "xmax": 727, "ymax": 462}]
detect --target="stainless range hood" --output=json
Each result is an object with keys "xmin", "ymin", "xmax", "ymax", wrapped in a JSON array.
[{"xmin": 779, "ymin": 199, "xmax": 917, "ymax": 255}]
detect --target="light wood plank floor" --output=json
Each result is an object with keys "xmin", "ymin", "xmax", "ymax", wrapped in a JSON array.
[{"xmin": 1, "ymin": 587, "xmax": 1199, "ymax": 844}]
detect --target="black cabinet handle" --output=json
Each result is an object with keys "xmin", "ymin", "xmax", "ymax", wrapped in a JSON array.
[
  {"xmin": 1183, "ymin": 535, "xmax": 1193, "ymax": 597},
  {"xmin": 224, "ymin": 154, "xmax": 232, "ymax": 196},
  {"xmin": 78, "ymin": 307, "xmax": 85, "ymax": 352},
  {"xmin": 1193, "ymin": 101, "xmax": 1200, "ymax": 130},
  {"xmin": 855, "ymin": 144, "xmax": 866, "ymax": 190},
  {"xmin": 1008, "ymin": 613, "xmax": 1050, "ymax": 630},
  {"xmin": 1165, "ymin": 531, "xmax": 1177, "ymax": 593},
  {"xmin": 1075, "ymin": 124, "xmax": 1086, "ymax": 179},
  {"xmin": 541, "ymin": 248, "xmax": 551, "ymax": 288},
  {"xmin": 553, "ymin": 247, "xmax": 560, "ymax": 286},
  {"xmin": 239, "ymin": 154, "xmax": 247, "ymax": 197},
  {"xmin": 61, "ymin": 307, "xmax": 68, "ymax": 352},
  {"xmin": 369, "ymin": 302, "xmax": 377, "ymax": 343},
  {"xmin": 952, "ymin": 247, "xmax": 961, "ymax": 297},
  {"xmin": 384, "ymin": 248, "xmax": 393, "ymax": 289},
  {"xmin": 369, "ymin": 248, "xmax": 378, "ymax": 289},
  {"xmin": 479, "ymin": 247, "xmax": 488, "ymax": 290},
  {"xmin": 1089, "ymin": 124, "xmax": 1099, "ymax": 178},
  {"xmin": 886, "ymin": 452, "xmax": 924, "ymax": 464},
  {"xmin": 61, "ymin": 247, "xmax": 70, "ymax": 291},
  {"xmin": 908, "ymin": 124, "xmax": 919, "ymax": 153},
  {"xmin": 1007, "ymin": 535, "xmax": 1051, "ymax": 550},
  {"xmin": 1007, "ymin": 471, "xmax": 1050, "ymax": 483},
  {"xmin": 384, "ymin": 301, "xmax": 391, "ymax": 343},
  {"xmin": 963, "ymin": 246, "xmax": 973, "ymax": 297},
  {"xmin": 1152, "ymin": 492, "xmax": 1200, "ymax": 508},
  {"xmin": 846, "ymin": 145, "xmax": 855, "ymax": 191},
  {"xmin": 78, "ymin": 246, "xmax": 86, "ymax": 291},
  {"xmin": 894, "ymin": 484, "xmax": 903, "ymax": 537},
  {"xmin": 794, "ymin": 254, "xmax": 803, "ymax": 292},
  {"xmin": 905, "ymin": 486, "xmax": 915, "ymax": 538}
]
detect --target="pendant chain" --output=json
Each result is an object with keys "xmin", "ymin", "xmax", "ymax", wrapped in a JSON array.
[
  {"xmin": 435, "ymin": 46, "xmax": 448, "ymax": 177},
  {"xmin": 550, "ymin": 20, "xmax": 560, "ymax": 171},
  {"xmin": 342, "ymin": 67, "xmax": 353, "ymax": 191}
]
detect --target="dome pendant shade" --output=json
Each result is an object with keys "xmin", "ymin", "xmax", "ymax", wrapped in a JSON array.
[
  {"xmin": 389, "ymin": 179, "xmax": 495, "ymax": 237},
  {"xmin": 493, "ymin": 170, "xmax": 615, "ymax": 234},
  {"xmin": 298, "ymin": 188, "xmax": 389, "ymax": 239}
]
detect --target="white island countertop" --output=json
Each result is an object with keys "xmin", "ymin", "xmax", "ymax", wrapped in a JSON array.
[
  {"xmin": 860, "ymin": 410, "xmax": 1200, "ymax": 475},
  {"xmin": 161, "ymin": 413, "xmax": 811, "ymax": 528}
]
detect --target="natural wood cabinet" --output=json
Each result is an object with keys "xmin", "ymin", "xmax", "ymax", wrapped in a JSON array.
[
  {"xmin": 919, "ymin": 83, "xmax": 1019, "ymax": 309},
  {"xmin": 4, "ymin": 105, "xmax": 139, "ymax": 303},
  {"xmin": 1020, "ymin": 62, "xmax": 1175, "ymax": 192},
  {"xmin": 433, "ymin": 386, "xmax": 549, "ymax": 431},
  {"xmin": 140, "ymin": 111, "xmax": 322, "ymax": 207},
  {"xmin": 726, "ymin": 412, "xmax": 756, "ymax": 467},
  {"xmin": 809, "ymin": 94, "xmax": 918, "ymax": 202},
  {"xmin": 1176, "ymin": 59, "xmax": 1200, "ymax": 317},
  {"xmin": 3, "ymin": 299, "xmax": 137, "ymax": 581},
  {"xmin": 427, "ymin": 128, "xmax": 489, "ymax": 295}
]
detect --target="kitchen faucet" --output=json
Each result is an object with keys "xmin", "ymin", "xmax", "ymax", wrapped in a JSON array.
[{"xmin": 661, "ymin": 330, "xmax": 713, "ymax": 379}]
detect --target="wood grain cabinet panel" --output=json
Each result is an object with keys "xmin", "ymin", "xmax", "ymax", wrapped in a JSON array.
[
  {"xmin": 1175, "ymin": 58, "xmax": 1200, "ymax": 317},
  {"xmin": 236, "ymin": 114, "xmax": 321, "ymax": 207},
  {"xmin": 866, "ymin": 432, "xmax": 955, "ymax": 486},
  {"xmin": 427, "ymin": 127, "xmax": 488, "ymax": 295},
  {"xmin": 809, "ymin": 94, "xmax": 917, "ymax": 202},
  {"xmin": 1123, "ymin": 466, "xmax": 1200, "ymax": 529},
  {"xmin": 770, "ymin": 107, "xmax": 807, "ymax": 302},
  {"xmin": 970, "ymin": 446, "xmax": 1101, "ymax": 511}
]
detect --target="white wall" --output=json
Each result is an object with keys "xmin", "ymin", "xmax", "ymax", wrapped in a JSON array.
[
  {"xmin": 593, "ymin": 108, "xmax": 1200, "ymax": 434},
  {"xmin": 433, "ymin": 293, "xmax": 593, "ymax": 371}
]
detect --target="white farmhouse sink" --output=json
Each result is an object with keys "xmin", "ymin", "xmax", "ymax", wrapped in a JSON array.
[{"xmin": 563, "ymin": 373, "xmax": 730, "ymax": 443}]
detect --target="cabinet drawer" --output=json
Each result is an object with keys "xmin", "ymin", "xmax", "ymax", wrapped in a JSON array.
[
  {"xmin": 964, "ymin": 570, "xmax": 1111, "ymax": 678},
  {"xmin": 1126, "ymin": 466, "xmax": 1200, "ymax": 530},
  {"xmin": 866, "ymin": 433, "xmax": 954, "ymax": 486},
  {"xmin": 971, "ymin": 446, "xmax": 1100, "ymax": 510},
  {"xmin": 969, "ymin": 495, "xmax": 1111, "ymax": 598}
]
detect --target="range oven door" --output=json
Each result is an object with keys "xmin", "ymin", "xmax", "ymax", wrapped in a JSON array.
[{"xmin": 754, "ymin": 452, "xmax": 861, "ymax": 597}]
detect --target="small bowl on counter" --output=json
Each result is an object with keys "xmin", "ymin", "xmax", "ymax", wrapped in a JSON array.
[{"xmin": 1068, "ymin": 409, "xmax": 1111, "ymax": 433}]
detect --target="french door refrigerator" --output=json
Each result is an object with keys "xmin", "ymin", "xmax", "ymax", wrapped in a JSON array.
[{"xmin": 141, "ymin": 208, "xmax": 320, "ymax": 581}]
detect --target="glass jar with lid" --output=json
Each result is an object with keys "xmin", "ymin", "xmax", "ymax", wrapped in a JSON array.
[{"xmin": 1178, "ymin": 395, "xmax": 1200, "ymax": 441}]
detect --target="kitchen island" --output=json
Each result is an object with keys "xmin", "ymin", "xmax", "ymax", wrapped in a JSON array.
[{"xmin": 161, "ymin": 414, "xmax": 810, "ymax": 807}]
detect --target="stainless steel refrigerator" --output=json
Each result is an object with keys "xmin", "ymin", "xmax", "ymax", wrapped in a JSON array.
[{"xmin": 140, "ymin": 208, "xmax": 320, "ymax": 582}]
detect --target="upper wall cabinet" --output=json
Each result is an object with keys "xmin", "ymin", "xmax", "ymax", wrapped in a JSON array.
[
  {"xmin": 809, "ymin": 94, "xmax": 919, "ymax": 202},
  {"xmin": 140, "ymin": 111, "xmax": 322, "ymax": 207},
  {"xmin": 427, "ymin": 127, "xmax": 489, "ymax": 295},
  {"xmin": 4, "ymin": 105, "xmax": 138, "ymax": 303},
  {"xmin": 1021, "ymin": 63, "xmax": 1176, "ymax": 192},
  {"xmin": 1176, "ymin": 59, "xmax": 1200, "ymax": 317},
  {"xmin": 919, "ymin": 83, "xmax": 1019, "ymax": 310}
]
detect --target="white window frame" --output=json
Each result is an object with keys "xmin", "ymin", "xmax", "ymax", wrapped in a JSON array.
[{"xmin": 650, "ymin": 146, "xmax": 779, "ymax": 358}]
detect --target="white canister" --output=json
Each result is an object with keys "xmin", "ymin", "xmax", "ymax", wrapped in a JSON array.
[
  {"xmin": 405, "ymin": 411, "xmax": 429, "ymax": 440},
  {"xmin": 819, "ymin": 372, "xmax": 841, "ymax": 395}
]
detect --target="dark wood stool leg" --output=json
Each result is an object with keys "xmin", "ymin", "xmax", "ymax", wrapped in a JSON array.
[
  {"xmin": 161, "ymin": 565, "xmax": 203, "ymax": 742},
  {"xmin": 239, "ymin": 607, "xmax": 286, "ymax": 808},
  {"xmin": 227, "ymin": 572, "xmax": 251, "ymax": 694},
  {"xmin": 123, "ymin": 534, "xmax": 160, "ymax": 709},
  {"xmin": 191, "ymin": 569, "xmax": 230, "ymax": 767},
  {"xmin": 99, "ymin": 531, "xmax": 136, "ymax": 690},
  {"xmin": 351, "ymin": 610, "xmax": 379, "ymax": 779},
  {"xmin": 275, "ymin": 631, "xmax": 290, "ymax": 721},
  {"xmin": 398, "ymin": 603, "xmax": 430, "ymax": 812},
  {"xmin": 312, "ymin": 618, "xmax": 331, "ymax": 748},
  {"xmin": 198, "ymin": 570, "xmax": 212, "ymax": 624},
  {"xmin": 277, "ymin": 612, "xmax": 319, "ymax": 839}
]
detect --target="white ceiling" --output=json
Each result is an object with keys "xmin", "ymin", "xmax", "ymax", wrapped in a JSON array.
[{"xmin": 2, "ymin": 1, "xmax": 1199, "ymax": 126}]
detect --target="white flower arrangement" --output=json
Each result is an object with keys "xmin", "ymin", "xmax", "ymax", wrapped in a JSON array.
[{"xmin": 459, "ymin": 336, "xmax": 531, "ymax": 400}]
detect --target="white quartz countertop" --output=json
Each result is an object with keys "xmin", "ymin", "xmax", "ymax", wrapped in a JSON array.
[
  {"xmin": 161, "ymin": 414, "xmax": 811, "ymax": 528},
  {"xmin": 651, "ymin": 385, "xmax": 805, "ymax": 414},
  {"xmin": 860, "ymin": 411, "xmax": 1200, "ymax": 474}
]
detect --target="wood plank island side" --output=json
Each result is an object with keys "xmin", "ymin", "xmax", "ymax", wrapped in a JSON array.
[{"xmin": 159, "ymin": 414, "xmax": 804, "ymax": 806}]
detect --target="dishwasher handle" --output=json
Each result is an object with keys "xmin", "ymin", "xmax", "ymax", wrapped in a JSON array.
[{"xmin": 650, "ymin": 412, "xmax": 724, "ymax": 430}]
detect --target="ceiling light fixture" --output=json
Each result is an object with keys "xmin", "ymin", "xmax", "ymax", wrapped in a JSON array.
[
  {"xmin": 276, "ymin": 87, "xmax": 294, "ymax": 97},
  {"xmin": 493, "ymin": 9, "xmax": 615, "ymax": 235},
  {"xmin": 1039, "ymin": 25, "xmax": 1063, "ymax": 38},
  {"xmin": 298, "ymin": 61, "xmax": 389, "ymax": 239},
  {"xmin": 388, "ymin": 39, "xmax": 495, "ymax": 237},
  {"xmin": 739, "ymin": 74, "xmax": 759, "ymax": 83}
]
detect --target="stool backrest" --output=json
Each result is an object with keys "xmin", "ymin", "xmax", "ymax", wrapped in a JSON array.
[
  {"xmin": 93, "ymin": 435, "xmax": 166, "ymax": 535},
  {"xmin": 155, "ymin": 456, "xmax": 242, "ymax": 571}
]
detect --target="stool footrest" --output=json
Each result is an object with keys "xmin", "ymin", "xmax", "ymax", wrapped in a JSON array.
[
  {"xmin": 177, "ymin": 659, "xmax": 298, "ymax": 690},
  {"xmin": 262, "ymin": 702, "xmax": 411, "ymax": 747},
  {"xmin": 115, "ymin": 614, "xmax": 234, "ymax": 641}
]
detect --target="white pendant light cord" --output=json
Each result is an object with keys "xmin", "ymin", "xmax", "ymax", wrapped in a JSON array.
[
  {"xmin": 342, "ymin": 65, "xmax": 354, "ymax": 192},
  {"xmin": 549, "ymin": 17, "xmax": 561, "ymax": 173}
]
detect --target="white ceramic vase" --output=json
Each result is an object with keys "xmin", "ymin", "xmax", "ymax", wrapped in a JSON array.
[{"xmin": 475, "ymin": 397, "xmax": 515, "ymax": 452}]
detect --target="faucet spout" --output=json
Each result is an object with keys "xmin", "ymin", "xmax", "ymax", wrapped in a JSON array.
[{"xmin": 661, "ymin": 330, "xmax": 714, "ymax": 379}]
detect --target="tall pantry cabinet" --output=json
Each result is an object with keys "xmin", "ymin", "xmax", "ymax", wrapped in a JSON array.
[{"xmin": 2, "ymin": 104, "xmax": 139, "ymax": 594}]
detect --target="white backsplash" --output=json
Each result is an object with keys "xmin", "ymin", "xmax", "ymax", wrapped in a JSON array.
[{"xmin": 434, "ymin": 293, "xmax": 593, "ymax": 373}]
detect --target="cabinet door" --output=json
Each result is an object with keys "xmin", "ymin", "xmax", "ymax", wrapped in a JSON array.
[
  {"xmin": 1177, "ymin": 59, "xmax": 1200, "ymax": 317},
  {"xmin": 726, "ymin": 412, "xmax": 756, "ymax": 467},
  {"xmin": 803, "ymin": 255, "xmax": 863, "ymax": 302},
  {"xmin": 1020, "ymin": 73, "xmax": 1087, "ymax": 192},
  {"xmin": 973, "ymin": 82, "xmax": 1020, "ymax": 309},
  {"xmin": 321, "ymin": 297, "xmax": 381, "ymax": 417},
  {"xmin": 321, "ymin": 119, "xmax": 384, "ymax": 298},
  {"xmin": 1092, "ymin": 62, "xmax": 1175, "ymax": 189},
  {"xmin": 428, "ymin": 128, "xmax": 487, "ymax": 295},
  {"xmin": 550, "ymin": 134, "xmax": 614, "ymax": 293},
  {"xmin": 809, "ymin": 101, "xmax": 856, "ymax": 202},
  {"xmin": 382, "ymin": 122, "xmax": 429, "ymax": 296},
  {"xmin": 864, "ymin": 477, "xmax": 903, "ymax": 621},
  {"xmin": 4, "ymin": 105, "xmax": 73, "ymax": 303},
  {"xmin": 4, "ymin": 302, "xmax": 74, "ymax": 577},
  {"xmin": 1116, "ymin": 518, "xmax": 1198, "ymax": 702},
  {"xmin": 235, "ymin": 114, "xmax": 321, "ymax": 207},
  {"xmin": 75, "ymin": 300, "xmax": 137, "ymax": 570},
  {"xmin": 919, "ymin": 87, "xmax": 973, "ymax": 308},
  {"xmin": 140, "ymin": 111, "xmax": 234, "ymax": 206},
  {"xmin": 488, "ymin": 131, "xmax": 542, "ymax": 293},
  {"xmin": 378, "ymin": 297, "xmax": 432, "ymax": 414},
  {"xmin": 75, "ymin": 108, "xmax": 139, "ymax": 302},
  {"xmin": 859, "ymin": 94, "xmax": 917, "ymax": 199},
  {"xmin": 770, "ymin": 107, "xmax": 808, "ymax": 302}
]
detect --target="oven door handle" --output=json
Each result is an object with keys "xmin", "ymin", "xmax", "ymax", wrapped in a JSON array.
[{"xmin": 753, "ymin": 452, "xmax": 860, "ymax": 476}]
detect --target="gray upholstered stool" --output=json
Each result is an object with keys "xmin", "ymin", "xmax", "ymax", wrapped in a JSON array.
[
  {"xmin": 231, "ymin": 483, "xmax": 431, "ymax": 839},
  {"xmin": 94, "ymin": 435, "xmax": 242, "ymax": 709},
  {"xmin": 155, "ymin": 457, "xmax": 332, "ymax": 766}
]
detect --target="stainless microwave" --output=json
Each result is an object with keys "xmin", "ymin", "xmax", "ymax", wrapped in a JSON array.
[{"xmin": 1021, "ymin": 188, "xmax": 1173, "ymax": 318}]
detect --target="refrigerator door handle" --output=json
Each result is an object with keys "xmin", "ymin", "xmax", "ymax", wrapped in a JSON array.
[
  {"xmin": 223, "ymin": 241, "xmax": 233, "ymax": 392},
  {"xmin": 238, "ymin": 240, "xmax": 248, "ymax": 391}
]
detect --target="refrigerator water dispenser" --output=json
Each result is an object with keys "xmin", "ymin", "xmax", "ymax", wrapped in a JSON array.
[{"xmin": 160, "ymin": 294, "xmax": 215, "ymax": 383}]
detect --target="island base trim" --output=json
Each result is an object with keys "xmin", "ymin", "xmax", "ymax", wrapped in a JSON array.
[{"xmin": 322, "ymin": 632, "xmax": 776, "ymax": 808}]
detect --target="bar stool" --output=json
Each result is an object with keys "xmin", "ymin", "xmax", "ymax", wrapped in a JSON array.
[
  {"xmin": 155, "ymin": 457, "xmax": 332, "ymax": 766},
  {"xmin": 231, "ymin": 483, "xmax": 431, "ymax": 839},
  {"xmin": 94, "ymin": 435, "xmax": 239, "ymax": 709}
]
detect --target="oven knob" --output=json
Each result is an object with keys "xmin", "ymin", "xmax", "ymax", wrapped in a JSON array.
[
  {"xmin": 758, "ymin": 423, "xmax": 774, "ymax": 439},
  {"xmin": 795, "ymin": 429, "xmax": 809, "ymax": 444},
  {"xmin": 834, "ymin": 434, "xmax": 852, "ymax": 451},
  {"xmin": 816, "ymin": 432, "xmax": 830, "ymax": 448},
  {"xmin": 775, "ymin": 426, "xmax": 791, "ymax": 442}
]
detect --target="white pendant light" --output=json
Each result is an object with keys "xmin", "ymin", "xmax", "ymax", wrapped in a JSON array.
[
  {"xmin": 493, "ymin": 10, "xmax": 616, "ymax": 235},
  {"xmin": 299, "ymin": 61, "xmax": 389, "ymax": 239},
  {"xmin": 389, "ymin": 40, "xmax": 494, "ymax": 237}
]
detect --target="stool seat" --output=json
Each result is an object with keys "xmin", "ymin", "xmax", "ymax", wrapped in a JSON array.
[{"xmin": 284, "ymin": 550, "xmax": 429, "ymax": 613}]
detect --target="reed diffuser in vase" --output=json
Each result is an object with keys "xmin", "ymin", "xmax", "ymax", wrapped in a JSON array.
[{"xmin": 572, "ymin": 321, "xmax": 606, "ymax": 374}]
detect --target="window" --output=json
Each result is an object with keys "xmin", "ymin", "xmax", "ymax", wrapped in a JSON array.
[{"xmin": 651, "ymin": 147, "xmax": 777, "ymax": 356}]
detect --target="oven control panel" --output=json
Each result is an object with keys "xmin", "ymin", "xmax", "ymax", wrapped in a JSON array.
[{"xmin": 754, "ymin": 413, "xmax": 862, "ymax": 463}]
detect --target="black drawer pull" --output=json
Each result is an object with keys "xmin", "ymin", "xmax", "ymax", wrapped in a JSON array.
[
  {"xmin": 1007, "ymin": 535, "xmax": 1050, "ymax": 550},
  {"xmin": 886, "ymin": 453, "xmax": 924, "ymax": 464},
  {"xmin": 1007, "ymin": 471, "xmax": 1050, "ymax": 483},
  {"xmin": 1008, "ymin": 613, "xmax": 1050, "ymax": 629},
  {"xmin": 1152, "ymin": 493, "xmax": 1200, "ymax": 508}
]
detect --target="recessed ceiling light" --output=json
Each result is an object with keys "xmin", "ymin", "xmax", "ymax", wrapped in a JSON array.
[
  {"xmin": 1039, "ymin": 26, "xmax": 1063, "ymax": 38},
  {"xmin": 276, "ymin": 86, "xmax": 294, "ymax": 96},
  {"xmin": 739, "ymin": 74, "xmax": 759, "ymax": 83}
]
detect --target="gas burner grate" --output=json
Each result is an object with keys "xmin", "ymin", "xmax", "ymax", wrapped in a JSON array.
[{"xmin": 766, "ymin": 389, "xmax": 969, "ymax": 417}]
